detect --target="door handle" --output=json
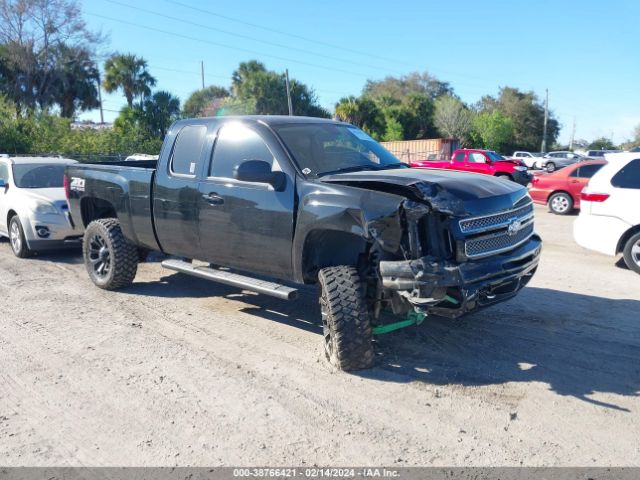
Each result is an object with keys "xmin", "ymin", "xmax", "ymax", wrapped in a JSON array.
[{"xmin": 202, "ymin": 192, "xmax": 224, "ymax": 205}]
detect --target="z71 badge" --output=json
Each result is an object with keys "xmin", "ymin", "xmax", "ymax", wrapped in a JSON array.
[{"xmin": 69, "ymin": 177, "xmax": 85, "ymax": 192}]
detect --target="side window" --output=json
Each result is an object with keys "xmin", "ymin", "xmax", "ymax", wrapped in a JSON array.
[
  {"xmin": 171, "ymin": 125, "xmax": 208, "ymax": 176},
  {"xmin": 210, "ymin": 124, "xmax": 274, "ymax": 178},
  {"xmin": 569, "ymin": 167, "xmax": 580, "ymax": 177},
  {"xmin": 0, "ymin": 162, "xmax": 8, "ymax": 181},
  {"xmin": 577, "ymin": 164, "xmax": 604, "ymax": 179},
  {"xmin": 611, "ymin": 159, "xmax": 640, "ymax": 189},
  {"xmin": 453, "ymin": 152, "xmax": 465, "ymax": 162},
  {"xmin": 468, "ymin": 153, "xmax": 486, "ymax": 163}
]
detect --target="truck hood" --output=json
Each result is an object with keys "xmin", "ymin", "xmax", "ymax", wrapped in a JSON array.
[{"xmin": 320, "ymin": 167, "xmax": 528, "ymax": 217}]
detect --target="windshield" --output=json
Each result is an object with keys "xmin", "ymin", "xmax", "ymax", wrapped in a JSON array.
[
  {"xmin": 272, "ymin": 123, "xmax": 405, "ymax": 177},
  {"xmin": 12, "ymin": 164, "xmax": 67, "ymax": 188},
  {"xmin": 487, "ymin": 151, "xmax": 506, "ymax": 161}
]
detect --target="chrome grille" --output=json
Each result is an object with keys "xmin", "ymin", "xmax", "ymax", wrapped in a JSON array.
[
  {"xmin": 459, "ymin": 200, "xmax": 534, "ymax": 235},
  {"xmin": 465, "ymin": 221, "xmax": 534, "ymax": 258},
  {"xmin": 460, "ymin": 198, "xmax": 535, "ymax": 259}
]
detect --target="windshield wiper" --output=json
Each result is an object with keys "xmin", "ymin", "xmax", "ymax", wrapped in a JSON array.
[{"xmin": 318, "ymin": 163, "xmax": 407, "ymax": 177}]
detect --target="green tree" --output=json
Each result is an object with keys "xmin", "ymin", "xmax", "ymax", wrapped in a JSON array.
[
  {"xmin": 433, "ymin": 95, "xmax": 474, "ymax": 144},
  {"xmin": 334, "ymin": 95, "xmax": 384, "ymax": 138},
  {"xmin": 50, "ymin": 44, "xmax": 100, "ymax": 118},
  {"xmin": 382, "ymin": 116, "xmax": 404, "ymax": 141},
  {"xmin": 588, "ymin": 137, "xmax": 616, "ymax": 150},
  {"xmin": 363, "ymin": 71, "xmax": 453, "ymax": 102},
  {"xmin": 103, "ymin": 54, "xmax": 156, "ymax": 108},
  {"xmin": 183, "ymin": 85, "xmax": 229, "ymax": 117},
  {"xmin": 229, "ymin": 60, "xmax": 328, "ymax": 117},
  {"xmin": 479, "ymin": 87, "xmax": 559, "ymax": 152},
  {"xmin": 0, "ymin": 0, "xmax": 102, "ymax": 116},
  {"xmin": 139, "ymin": 91, "xmax": 181, "ymax": 137},
  {"xmin": 472, "ymin": 110, "xmax": 514, "ymax": 152}
]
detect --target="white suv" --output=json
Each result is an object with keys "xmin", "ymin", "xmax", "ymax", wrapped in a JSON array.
[
  {"xmin": 0, "ymin": 156, "xmax": 80, "ymax": 257},
  {"xmin": 574, "ymin": 152, "xmax": 640, "ymax": 274}
]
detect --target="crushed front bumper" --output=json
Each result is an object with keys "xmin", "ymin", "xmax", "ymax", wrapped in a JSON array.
[{"xmin": 379, "ymin": 234, "xmax": 542, "ymax": 318}]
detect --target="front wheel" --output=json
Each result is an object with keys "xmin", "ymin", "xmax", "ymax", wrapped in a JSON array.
[
  {"xmin": 318, "ymin": 266, "xmax": 374, "ymax": 371},
  {"xmin": 546, "ymin": 162, "xmax": 556, "ymax": 172},
  {"xmin": 83, "ymin": 218, "xmax": 138, "ymax": 290},
  {"xmin": 622, "ymin": 232, "xmax": 640, "ymax": 275},
  {"xmin": 9, "ymin": 216, "xmax": 31, "ymax": 258},
  {"xmin": 548, "ymin": 192, "xmax": 573, "ymax": 215}
]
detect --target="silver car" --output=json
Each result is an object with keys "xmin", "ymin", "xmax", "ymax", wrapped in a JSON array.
[
  {"xmin": 0, "ymin": 156, "xmax": 81, "ymax": 257},
  {"xmin": 540, "ymin": 151, "xmax": 586, "ymax": 172}
]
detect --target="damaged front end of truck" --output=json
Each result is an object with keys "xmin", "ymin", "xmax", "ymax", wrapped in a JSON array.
[{"xmin": 318, "ymin": 169, "xmax": 542, "ymax": 327}]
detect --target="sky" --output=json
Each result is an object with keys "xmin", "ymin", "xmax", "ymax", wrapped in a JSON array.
[{"xmin": 80, "ymin": 0, "xmax": 640, "ymax": 146}]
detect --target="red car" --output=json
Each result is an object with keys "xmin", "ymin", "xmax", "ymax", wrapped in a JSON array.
[
  {"xmin": 411, "ymin": 149, "xmax": 532, "ymax": 186},
  {"xmin": 528, "ymin": 160, "xmax": 606, "ymax": 214}
]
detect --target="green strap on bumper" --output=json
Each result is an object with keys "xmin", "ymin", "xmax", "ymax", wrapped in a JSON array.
[
  {"xmin": 372, "ymin": 310, "xmax": 426, "ymax": 335},
  {"xmin": 372, "ymin": 295, "xmax": 459, "ymax": 335}
]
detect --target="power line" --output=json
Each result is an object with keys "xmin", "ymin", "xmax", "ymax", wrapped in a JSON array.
[
  {"xmin": 86, "ymin": 12, "xmax": 370, "ymax": 79},
  {"xmin": 160, "ymin": 0, "xmax": 501, "ymax": 85},
  {"xmin": 102, "ymin": 0, "xmax": 401, "ymax": 76},
  {"xmin": 162, "ymin": 0, "xmax": 418, "ymax": 69}
]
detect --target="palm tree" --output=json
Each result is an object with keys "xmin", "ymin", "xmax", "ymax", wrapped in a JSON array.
[
  {"xmin": 103, "ymin": 54, "xmax": 156, "ymax": 107},
  {"xmin": 141, "ymin": 91, "xmax": 181, "ymax": 137}
]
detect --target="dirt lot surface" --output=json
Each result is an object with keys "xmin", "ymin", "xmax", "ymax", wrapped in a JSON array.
[{"xmin": 1, "ymin": 205, "xmax": 639, "ymax": 466}]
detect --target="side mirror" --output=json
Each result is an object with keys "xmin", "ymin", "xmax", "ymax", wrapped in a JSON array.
[{"xmin": 234, "ymin": 160, "xmax": 286, "ymax": 191}]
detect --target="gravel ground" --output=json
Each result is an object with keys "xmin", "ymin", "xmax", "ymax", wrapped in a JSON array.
[{"xmin": 0, "ymin": 205, "xmax": 639, "ymax": 466}]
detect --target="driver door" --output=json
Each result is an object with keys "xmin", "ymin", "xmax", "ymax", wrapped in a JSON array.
[
  {"xmin": 197, "ymin": 123, "xmax": 295, "ymax": 279},
  {"xmin": 465, "ymin": 152, "xmax": 491, "ymax": 174}
]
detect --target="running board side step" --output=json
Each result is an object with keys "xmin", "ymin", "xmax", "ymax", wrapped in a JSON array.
[{"xmin": 161, "ymin": 259, "xmax": 298, "ymax": 301}]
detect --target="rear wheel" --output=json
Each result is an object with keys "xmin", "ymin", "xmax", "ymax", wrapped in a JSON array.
[
  {"xmin": 548, "ymin": 192, "xmax": 573, "ymax": 215},
  {"xmin": 83, "ymin": 218, "xmax": 138, "ymax": 290},
  {"xmin": 622, "ymin": 232, "xmax": 640, "ymax": 275},
  {"xmin": 9, "ymin": 216, "xmax": 31, "ymax": 258},
  {"xmin": 318, "ymin": 266, "xmax": 374, "ymax": 371}
]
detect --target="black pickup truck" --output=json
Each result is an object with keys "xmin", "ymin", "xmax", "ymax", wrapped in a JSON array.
[{"xmin": 65, "ymin": 116, "xmax": 541, "ymax": 370}]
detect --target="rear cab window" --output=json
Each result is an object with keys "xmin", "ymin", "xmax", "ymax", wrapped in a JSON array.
[
  {"xmin": 453, "ymin": 152, "xmax": 466, "ymax": 162},
  {"xmin": 611, "ymin": 159, "xmax": 640, "ymax": 189},
  {"xmin": 170, "ymin": 125, "xmax": 208, "ymax": 176}
]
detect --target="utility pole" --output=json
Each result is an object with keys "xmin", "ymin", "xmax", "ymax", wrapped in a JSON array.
[
  {"xmin": 200, "ymin": 61, "xmax": 205, "ymax": 90},
  {"xmin": 285, "ymin": 69, "xmax": 293, "ymax": 116},
  {"xmin": 569, "ymin": 117, "xmax": 576, "ymax": 151},
  {"xmin": 541, "ymin": 88, "xmax": 548, "ymax": 153},
  {"xmin": 96, "ymin": 69, "xmax": 104, "ymax": 124}
]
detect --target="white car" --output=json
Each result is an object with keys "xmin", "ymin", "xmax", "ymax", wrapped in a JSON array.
[
  {"xmin": 574, "ymin": 152, "xmax": 640, "ymax": 274},
  {"xmin": 512, "ymin": 151, "xmax": 544, "ymax": 169},
  {"xmin": 0, "ymin": 156, "xmax": 81, "ymax": 257}
]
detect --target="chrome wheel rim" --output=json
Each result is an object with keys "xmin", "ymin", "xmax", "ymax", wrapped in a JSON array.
[
  {"xmin": 10, "ymin": 220, "xmax": 21, "ymax": 254},
  {"xmin": 319, "ymin": 293, "xmax": 334, "ymax": 360},
  {"xmin": 546, "ymin": 163, "xmax": 555, "ymax": 172},
  {"xmin": 88, "ymin": 233, "xmax": 111, "ymax": 279},
  {"xmin": 551, "ymin": 195, "xmax": 569, "ymax": 213},
  {"xmin": 632, "ymin": 240, "xmax": 640, "ymax": 267}
]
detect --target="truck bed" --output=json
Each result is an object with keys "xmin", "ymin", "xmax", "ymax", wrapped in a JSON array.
[{"xmin": 65, "ymin": 161, "xmax": 160, "ymax": 251}]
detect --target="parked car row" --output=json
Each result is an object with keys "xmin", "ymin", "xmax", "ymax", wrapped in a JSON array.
[{"xmin": 410, "ymin": 149, "xmax": 532, "ymax": 186}]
